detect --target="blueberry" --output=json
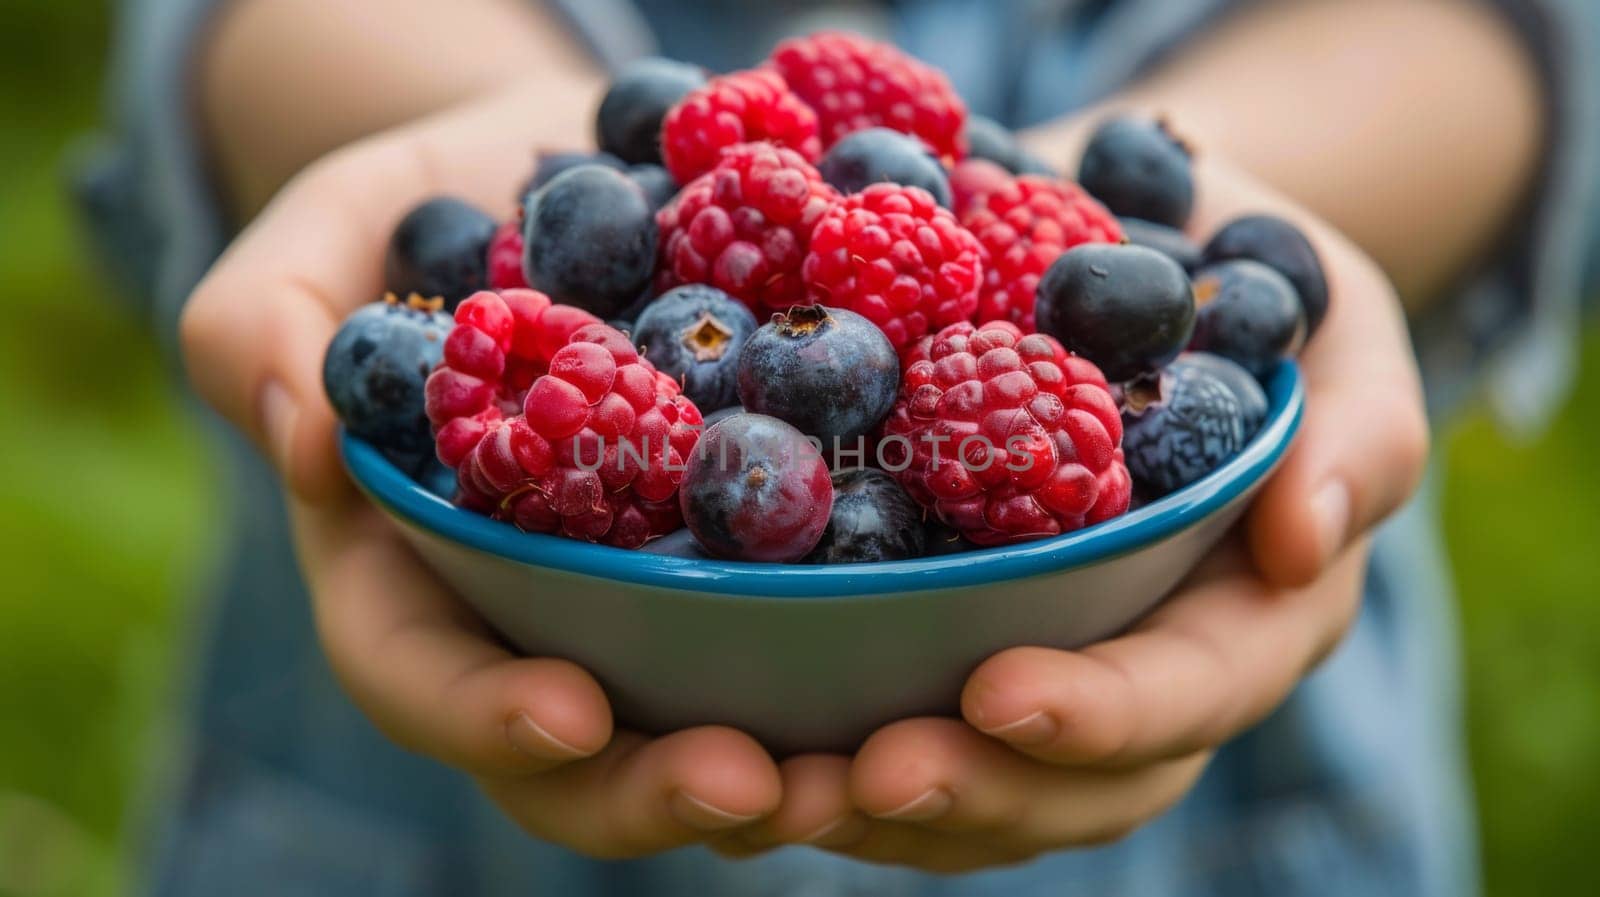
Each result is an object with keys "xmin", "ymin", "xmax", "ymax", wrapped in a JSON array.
[
  {"xmin": 1036, "ymin": 243, "xmax": 1196, "ymax": 383},
  {"xmin": 1077, "ymin": 117, "xmax": 1195, "ymax": 228},
  {"xmin": 1188, "ymin": 260, "xmax": 1307, "ymax": 378},
  {"xmin": 1118, "ymin": 217, "xmax": 1201, "ymax": 271},
  {"xmin": 1182, "ymin": 351, "xmax": 1268, "ymax": 433},
  {"xmin": 634, "ymin": 285, "xmax": 758, "ymax": 413},
  {"xmin": 596, "ymin": 57, "xmax": 706, "ymax": 165},
  {"xmin": 627, "ymin": 163, "xmax": 679, "ymax": 211},
  {"xmin": 1201, "ymin": 215, "xmax": 1330, "ymax": 336},
  {"xmin": 1012, "ymin": 151, "xmax": 1059, "ymax": 177},
  {"xmin": 322, "ymin": 296, "xmax": 453, "ymax": 456},
  {"xmin": 678, "ymin": 413, "xmax": 834, "ymax": 563},
  {"xmin": 383, "ymin": 197, "xmax": 497, "ymax": 308},
  {"xmin": 522, "ymin": 165, "xmax": 658, "ymax": 318},
  {"xmin": 818, "ymin": 127, "xmax": 953, "ymax": 208},
  {"xmin": 963, "ymin": 115, "xmax": 1024, "ymax": 172},
  {"xmin": 803, "ymin": 468, "xmax": 927, "ymax": 564},
  {"xmin": 1121, "ymin": 353, "xmax": 1265, "ymax": 498},
  {"xmin": 518, "ymin": 151, "xmax": 627, "ymax": 206},
  {"xmin": 736, "ymin": 305, "xmax": 900, "ymax": 453},
  {"xmin": 923, "ymin": 522, "xmax": 981, "ymax": 556}
]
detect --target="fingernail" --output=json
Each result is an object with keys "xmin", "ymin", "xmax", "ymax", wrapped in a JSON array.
[
  {"xmin": 874, "ymin": 787, "xmax": 952, "ymax": 822},
  {"xmin": 799, "ymin": 812, "xmax": 870, "ymax": 847},
  {"xmin": 1311, "ymin": 482, "xmax": 1350, "ymax": 564},
  {"xmin": 670, "ymin": 791, "xmax": 760, "ymax": 831},
  {"xmin": 261, "ymin": 380, "xmax": 297, "ymax": 473},
  {"xmin": 506, "ymin": 712, "xmax": 587, "ymax": 760},
  {"xmin": 980, "ymin": 710, "xmax": 1057, "ymax": 746}
]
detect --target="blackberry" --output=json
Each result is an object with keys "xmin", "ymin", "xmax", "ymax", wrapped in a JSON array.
[
  {"xmin": 1201, "ymin": 214, "xmax": 1330, "ymax": 336},
  {"xmin": 1189, "ymin": 260, "xmax": 1306, "ymax": 377},
  {"xmin": 818, "ymin": 127, "xmax": 953, "ymax": 208},
  {"xmin": 1121, "ymin": 353, "xmax": 1265, "ymax": 498},
  {"xmin": 383, "ymin": 198, "xmax": 497, "ymax": 309},
  {"xmin": 522, "ymin": 165, "xmax": 658, "ymax": 318},
  {"xmin": 1077, "ymin": 116, "xmax": 1195, "ymax": 228},
  {"xmin": 1118, "ymin": 217, "xmax": 1201, "ymax": 270},
  {"xmin": 633, "ymin": 285, "xmax": 757, "ymax": 413},
  {"xmin": 596, "ymin": 57, "xmax": 706, "ymax": 165},
  {"xmin": 804, "ymin": 468, "xmax": 927, "ymax": 564},
  {"xmin": 736, "ymin": 305, "xmax": 900, "ymax": 452},
  {"xmin": 323, "ymin": 294, "xmax": 453, "ymax": 456},
  {"xmin": 1035, "ymin": 243, "xmax": 1195, "ymax": 383}
]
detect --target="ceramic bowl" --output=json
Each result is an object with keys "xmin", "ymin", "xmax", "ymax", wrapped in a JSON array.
[{"xmin": 343, "ymin": 363, "xmax": 1304, "ymax": 754}]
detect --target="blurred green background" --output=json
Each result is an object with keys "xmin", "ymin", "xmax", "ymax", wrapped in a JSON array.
[{"xmin": 0, "ymin": 1, "xmax": 1596, "ymax": 895}]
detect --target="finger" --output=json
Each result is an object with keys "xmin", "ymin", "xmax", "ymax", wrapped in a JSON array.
[
  {"xmin": 736, "ymin": 754, "xmax": 870, "ymax": 850},
  {"xmin": 485, "ymin": 726, "xmax": 782, "ymax": 859},
  {"xmin": 179, "ymin": 84, "xmax": 561, "ymax": 504},
  {"xmin": 849, "ymin": 718, "xmax": 1205, "ymax": 851},
  {"xmin": 962, "ymin": 539, "xmax": 1367, "ymax": 767},
  {"xmin": 296, "ymin": 502, "xmax": 612, "ymax": 777}
]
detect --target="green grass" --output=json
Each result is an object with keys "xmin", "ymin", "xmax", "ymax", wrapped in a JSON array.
[{"xmin": 0, "ymin": 0, "xmax": 1596, "ymax": 894}]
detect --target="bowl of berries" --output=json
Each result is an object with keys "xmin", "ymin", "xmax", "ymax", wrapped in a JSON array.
[{"xmin": 326, "ymin": 32, "xmax": 1320, "ymax": 753}]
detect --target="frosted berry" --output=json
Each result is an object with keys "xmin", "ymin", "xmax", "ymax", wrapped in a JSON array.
[
  {"xmin": 770, "ymin": 31, "xmax": 967, "ymax": 160},
  {"xmin": 804, "ymin": 468, "xmax": 926, "ymax": 564},
  {"xmin": 522, "ymin": 165, "xmax": 658, "ymax": 318},
  {"xmin": 679, "ymin": 413, "xmax": 833, "ymax": 562},
  {"xmin": 818, "ymin": 127, "xmax": 952, "ymax": 208},
  {"xmin": 384, "ymin": 197, "xmax": 497, "ymax": 309},
  {"xmin": 736, "ymin": 305, "xmax": 900, "ymax": 450},
  {"xmin": 660, "ymin": 69, "xmax": 822, "ymax": 184},
  {"xmin": 802, "ymin": 183, "xmax": 983, "ymax": 351},
  {"xmin": 1036, "ymin": 243, "xmax": 1195, "ymax": 383},
  {"xmin": 1188, "ymin": 260, "xmax": 1306, "ymax": 377},
  {"xmin": 1121, "ymin": 353, "xmax": 1265, "ymax": 498},
  {"xmin": 961, "ymin": 175, "xmax": 1123, "ymax": 330},
  {"xmin": 881, "ymin": 321, "xmax": 1131, "ymax": 545},
  {"xmin": 655, "ymin": 141, "xmax": 837, "ymax": 316},
  {"xmin": 633, "ymin": 284, "xmax": 758, "ymax": 413},
  {"xmin": 323, "ymin": 293, "xmax": 453, "ymax": 466},
  {"xmin": 1077, "ymin": 116, "xmax": 1195, "ymax": 228},
  {"xmin": 596, "ymin": 57, "xmax": 706, "ymax": 165}
]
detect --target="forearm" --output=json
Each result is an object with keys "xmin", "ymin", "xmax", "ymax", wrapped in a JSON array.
[
  {"xmin": 1028, "ymin": 0, "xmax": 1543, "ymax": 308},
  {"xmin": 201, "ymin": 0, "xmax": 602, "ymax": 219}
]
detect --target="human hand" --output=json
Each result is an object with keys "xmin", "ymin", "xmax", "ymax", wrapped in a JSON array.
[
  {"xmin": 719, "ymin": 161, "xmax": 1429, "ymax": 870},
  {"xmin": 180, "ymin": 83, "xmax": 782, "ymax": 857}
]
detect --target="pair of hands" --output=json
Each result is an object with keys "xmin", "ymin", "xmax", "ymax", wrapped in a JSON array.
[{"xmin": 180, "ymin": 82, "xmax": 1429, "ymax": 870}]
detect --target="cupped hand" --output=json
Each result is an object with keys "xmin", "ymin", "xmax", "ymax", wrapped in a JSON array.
[
  {"xmin": 180, "ymin": 83, "xmax": 782, "ymax": 857},
  {"xmin": 721, "ymin": 161, "xmax": 1428, "ymax": 871}
]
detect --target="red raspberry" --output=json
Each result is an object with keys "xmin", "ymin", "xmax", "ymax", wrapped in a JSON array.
[
  {"xmin": 486, "ymin": 219, "xmax": 527, "ymax": 290},
  {"xmin": 424, "ymin": 290, "xmax": 701, "ymax": 547},
  {"xmin": 770, "ymin": 31, "xmax": 967, "ymax": 160},
  {"xmin": 948, "ymin": 158, "xmax": 1012, "ymax": 219},
  {"xmin": 880, "ymin": 321, "xmax": 1131, "ymax": 546},
  {"xmin": 655, "ymin": 142, "xmax": 838, "ymax": 316},
  {"xmin": 961, "ymin": 175, "xmax": 1122, "ymax": 331},
  {"xmin": 660, "ymin": 69, "xmax": 822, "ymax": 184},
  {"xmin": 802, "ymin": 183, "xmax": 983, "ymax": 351}
]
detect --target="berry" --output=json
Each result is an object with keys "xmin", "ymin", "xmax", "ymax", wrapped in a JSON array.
[
  {"xmin": 522, "ymin": 165, "xmax": 658, "ymax": 318},
  {"xmin": 426, "ymin": 290, "xmax": 702, "ymax": 548},
  {"xmin": 634, "ymin": 284, "xmax": 758, "ymax": 413},
  {"xmin": 487, "ymin": 219, "xmax": 528, "ymax": 290},
  {"xmin": 1183, "ymin": 351, "xmax": 1268, "ymax": 433},
  {"xmin": 802, "ymin": 183, "xmax": 983, "ymax": 350},
  {"xmin": 1013, "ymin": 152, "xmax": 1059, "ymax": 177},
  {"xmin": 1118, "ymin": 217, "xmax": 1200, "ymax": 270},
  {"xmin": 660, "ymin": 69, "xmax": 822, "ymax": 184},
  {"xmin": 770, "ymin": 31, "xmax": 967, "ymax": 160},
  {"xmin": 417, "ymin": 458, "xmax": 459, "ymax": 500},
  {"xmin": 736, "ymin": 305, "xmax": 900, "ymax": 450},
  {"xmin": 1201, "ymin": 214, "xmax": 1330, "ymax": 336},
  {"xmin": 519, "ymin": 151, "xmax": 627, "ymax": 205},
  {"xmin": 963, "ymin": 115, "xmax": 1024, "ymax": 172},
  {"xmin": 947, "ymin": 158, "xmax": 1013, "ymax": 218},
  {"xmin": 818, "ymin": 127, "xmax": 952, "ymax": 208},
  {"xmin": 638, "ymin": 526, "xmax": 713, "ymax": 559},
  {"xmin": 384, "ymin": 198, "xmax": 497, "ymax": 308},
  {"xmin": 880, "ymin": 321, "xmax": 1131, "ymax": 545},
  {"xmin": 596, "ymin": 57, "xmax": 707, "ymax": 165},
  {"xmin": 803, "ymin": 468, "xmax": 927, "ymax": 564},
  {"xmin": 1077, "ymin": 117, "xmax": 1195, "ymax": 228},
  {"xmin": 1036, "ymin": 243, "xmax": 1195, "ymax": 383},
  {"xmin": 654, "ymin": 142, "xmax": 837, "ymax": 315},
  {"xmin": 1188, "ymin": 260, "xmax": 1306, "ymax": 377},
  {"xmin": 627, "ymin": 163, "xmax": 679, "ymax": 211},
  {"xmin": 324, "ymin": 293, "xmax": 454, "ymax": 457},
  {"xmin": 679, "ymin": 413, "xmax": 833, "ymax": 562},
  {"xmin": 1121, "ymin": 353, "xmax": 1264, "ymax": 498},
  {"xmin": 961, "ymin": 175, "xmax": 1124, "ymax": 330}
]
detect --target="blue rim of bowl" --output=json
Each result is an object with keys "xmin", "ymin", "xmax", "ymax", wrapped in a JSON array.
[{"xmin": 344, "ymin": 361, "xmax": 1304, "ymax": 598}]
